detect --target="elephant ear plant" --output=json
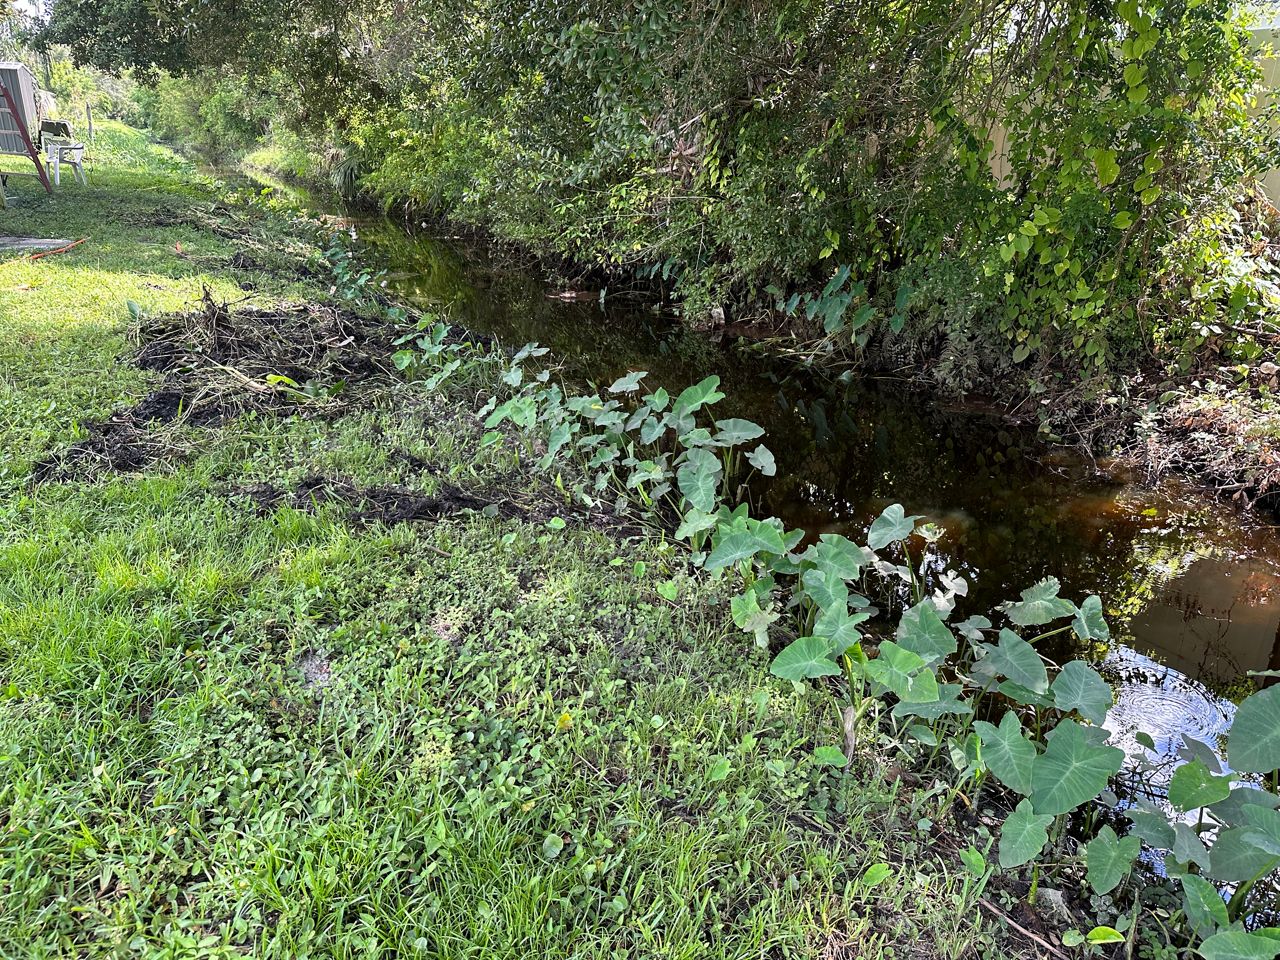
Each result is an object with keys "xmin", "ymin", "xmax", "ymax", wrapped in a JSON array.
[
  {"xmin": 390, "ymin": 317, "xmax": 1280, "ymax": 956},
  {"xmin": 745, "ymin": 504, "xmax": 1280, "ymax": 957},
  {"xmin": 479, "ymin": 346, "xmax": 778, "ymax": 519}
]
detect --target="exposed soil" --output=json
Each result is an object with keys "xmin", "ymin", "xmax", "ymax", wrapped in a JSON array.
[
  {"xmin": 31, "ymin": 415, "xmax": 179, "ymax": 484},
  {"xmin": 235, "ymin": 475, "xmax": 515, "ymax": 525},
  {"xmin": 29, "ymin": 291, "xmax": 632, "ymax": 541}
]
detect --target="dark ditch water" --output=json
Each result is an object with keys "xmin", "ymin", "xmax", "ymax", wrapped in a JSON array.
[{"xmin": 248, "ymin": 171, "xmax": 1280, "ymax": 784}]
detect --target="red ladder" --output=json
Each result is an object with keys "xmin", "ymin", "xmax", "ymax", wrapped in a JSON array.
[{"xmin": 0, "ymin": 80, "xmax": 53, "ymax": 195}]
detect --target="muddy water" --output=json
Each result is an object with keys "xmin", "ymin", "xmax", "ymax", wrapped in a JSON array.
[{"xmin": 254, "ymin": 171, "xmax": 1280, "ymax": 771}]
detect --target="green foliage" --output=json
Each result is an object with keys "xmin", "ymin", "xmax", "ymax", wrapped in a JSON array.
[
  {"xmin": 1051, "ymin": 661, "xmax": 1114, "ymax": 726},
  {"xmin": 1227, "ymin": 685, "xmax": 1280, "ymax": 774},
  {"xmin": 62, "ymin": 0, "xmax": 1278, "ymax": 379},
  {"xmin": 979, "ymin": 629, "xmax": 1047, "ymax": 694},
  {"xmin": 6, "ymin": 122, "xmax": 1280, "ymax": 957},
  {"xmin": 1168, "ymin": 759, "xmax": 1233, "ymax": 811},
  {"xmin": 1197, "ymin": 931, "xmax": 1280, "ymax": 960},
  {"xmin": 2, "ymin": 130, "xmax": 1001, "ymax": 957},
  {"xmin": 1181, "ymin": 874, "xmax": 1230, "ymax": 940},
  {"xmin": 867, "ymin": 504, "xmax": 925, "ymax": 551},
  {"xmin": 133, "ymin": 71, "xmax": 276, "ymax": 161},
  {"xmin": 355, "ymin": 207, "xmax": 1280, "ymax": 960},
  {"xmin": 343, "ymin": 0, "xmax": 1273, "ymax": 376},
  {"xmin": 1029, "ymin": 721, "xmax": 1124, "ymax": 816},
  {"xmin": 973, "ymin": 712, "xmax": 1035, "ymax": 796},
  {"xmin": 1084, "ymin": 826, "xmax": 1140, "ymax": 895},
  {"xmin": 998, "ymin": 800, "xmax": 1053, "ymax": 869},
  {"xmin": 1003, "ymin": 577, "xmax": 1078, "ymax": 627},
  {"xmin": 769, "ymin": 636, "xmax": 843, "ymax": 682}
]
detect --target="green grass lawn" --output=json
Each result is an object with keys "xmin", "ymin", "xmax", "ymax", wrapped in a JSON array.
[{"xmin": 0, "ymin": 124, "xmax": 997, "ymax": 959}]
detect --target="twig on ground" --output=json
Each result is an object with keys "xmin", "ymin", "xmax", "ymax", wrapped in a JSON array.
[
  {"xmin": 978, "ymin": 898, "xmax": 1072, "ymax": 960},
  {"xmin": 28, "ymin": 237, "xmax": 88, "ymax": 260}
]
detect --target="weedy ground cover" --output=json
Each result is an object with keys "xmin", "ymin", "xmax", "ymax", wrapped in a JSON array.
[{"xmin": 0, "ymin": 124, "xmax": 1001, "ymax": 958}]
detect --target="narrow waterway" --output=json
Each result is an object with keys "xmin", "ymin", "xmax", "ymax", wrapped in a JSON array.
[{"xmin": 249, "ymin": 171, "xmax": 1280, "ymax": 781}]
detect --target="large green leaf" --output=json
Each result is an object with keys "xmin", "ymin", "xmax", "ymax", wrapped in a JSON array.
[
  {"xmin": 705, "ymin": 521, "xmax": 787, "ymax": 571},
  {"xmin": 1071, "ymin": 595, "xmax": 1110, "ymax": 641},
  {"xmin": 1209, "ymin": 786, "xmax": 1280, "ymax": 827},
  {"xmin": 675, "ymin": 448, "xmax": 722, "ymax": 513},
  {"xmin": 1206, "ymin": 826, "xmax": 1280, "ymax": 882},
  {"xmin": 1227, "ymin": 685, "xmax": 1280, "ymax": 774},
  {"xmin": 892, "ymin": 684, "xmax": 970, "ymax": 720},
  {"xmin": 1029, "ymin": 720, "xmax": 1123, "ymax": 816},
  {"xmin": 645, "ymin": 387, "xmax": 670, "ymax": 412},
  {"xmin": 998, "ymin": 679, "xmax": 1054, "ymax": 709},
  {"xmin": 1051, "ymin": 661, "xmax": 1112, "ymax": 725},
  {"xmin": 974, "ymin": 710, "xmax": 1036, "ymax": 795},
  {"xmin": 672, "ymin": 375, "xmax": 725, "ymax": 414},
  {"xmin": 810, "ymin": 535, "xmax": 870, "ymax": 580},
  {"xmin": 982, "ymin": 629, "xmax": 1048, "ymax": 693},
  {"xmin": 1168, "ymin": 759, "xmax": 1233, "ymax": 812},
  {"xmin": 864, "ymin": 642, "xmax": 938, "ymax": 703},
  {"xmin": 813, "ymin": 605, "xmax": 872, "ymax": 656},
  {"xmin": 638, "ymin": 415, "xmax": 667, "ymax": 445},
  {"xmin": 769, "ymin": 636, "xmax": 841, "ymax": 682},
  {"xmin": 998, "ymin": 799, "xmax": 1053, "ymax": 868},
  {"xmin": 895, "ymin": 600, "xmax": 957, "ymax": 666},
  {"xmin": 801, "ymin": 566, "xmax": 849, "ymax": 612},
  {"xmin": 746, "ymin": 444, "xmax": 776, "ymax": 476},
  {"xmin": 1242, "ymin": 805, "xmax": 1280, "ymax": 856},
  {"xmin": 674, "ymin": 507, "xmax": 717, "ymax": 542},
  {"xmin": 867, "ymin": 504, "xmax": 923, "ymax": 551},
  {"xmin": 608, "ymin": 370, "xmax": 648, "ymax": 393},
  {"xmin": 1181, "ymin": 874, "xmax": 1229, "ymax": 940},
  {"xmin": 1085, "ymin": 826, "xmax": 1140, "ymax": 895},
  {"xmin": 1198, "ymin": 932, "xmax": 1280, "ymax": 960},
  {"xmin": 1171, "ymin": 822, "xmax": 1211, "ymax": 871},
  {"xmin": 712, "ymin": 418, "xmax": 765, "ymax": 446},
  {"xmin": 1125, "ymin": 807, "xmax": 1175, "ymax": 849},
  {"xmin": 1004, "ymin": 577, "xmax": 1077, "ymax": 627}
]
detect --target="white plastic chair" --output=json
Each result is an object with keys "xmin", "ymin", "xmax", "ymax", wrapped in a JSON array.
[{"xmin": 43, "ymin": 137, "xmax": 86, "ymax": 187}]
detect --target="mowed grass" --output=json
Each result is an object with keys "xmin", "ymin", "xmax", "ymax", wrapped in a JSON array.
[{"xmin": 0, "ymin": 125, "xmax": 996, "ymax": 959}]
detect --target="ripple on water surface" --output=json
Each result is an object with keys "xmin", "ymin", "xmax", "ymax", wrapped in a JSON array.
[{"xmin": 1104, "ymin": 647, "xmax": 1236, "ymax": 790}]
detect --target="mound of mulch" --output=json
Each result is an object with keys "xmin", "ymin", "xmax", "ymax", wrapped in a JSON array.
[
  {"xmin": 33, "ymin": 294, "xmax": 397, "ymax": 484},
  {"xmin": 237, "ymin": 475, "xmax": 513, "ymax": 525},
  {"xmin": 137, "ymin": 290, "xmax": 396, "ymax": 394}
]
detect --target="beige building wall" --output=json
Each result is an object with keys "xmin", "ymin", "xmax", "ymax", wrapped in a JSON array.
[
  {"xmin": 982, "ymin": 24, "xmax": 1280, "ymax": 199},
  {"xmin": 1252, "ymin": 23, "xmax": 1280, "ymax": 202}
]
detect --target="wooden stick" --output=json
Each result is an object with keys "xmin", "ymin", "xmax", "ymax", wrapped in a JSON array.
[
  {"xmin": 978, "ymin": 898, "xmax": 1072, "ymax": 960},
  {"xmin": 27, "ymin": 237, "xmax": 87, "ymax": 261}
]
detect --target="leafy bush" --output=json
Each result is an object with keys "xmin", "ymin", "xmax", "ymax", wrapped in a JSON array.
[{"xmin": 132, "ymin": 72, "xmax": 276, "ymax": 162}]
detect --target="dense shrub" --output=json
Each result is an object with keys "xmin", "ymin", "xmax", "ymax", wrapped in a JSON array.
[{"xmin": 130, "ymin": 72, "xmax": 276, "ymax": 162}]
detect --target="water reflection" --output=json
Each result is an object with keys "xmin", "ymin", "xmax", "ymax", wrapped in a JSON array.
[
  {"xmin": 334, "ymin": 207, "xmax": 1280, "ymax": 766},
  {"xmin": 1105, "ymin": 647, "xmax": 1236, "ymax": 785}
]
